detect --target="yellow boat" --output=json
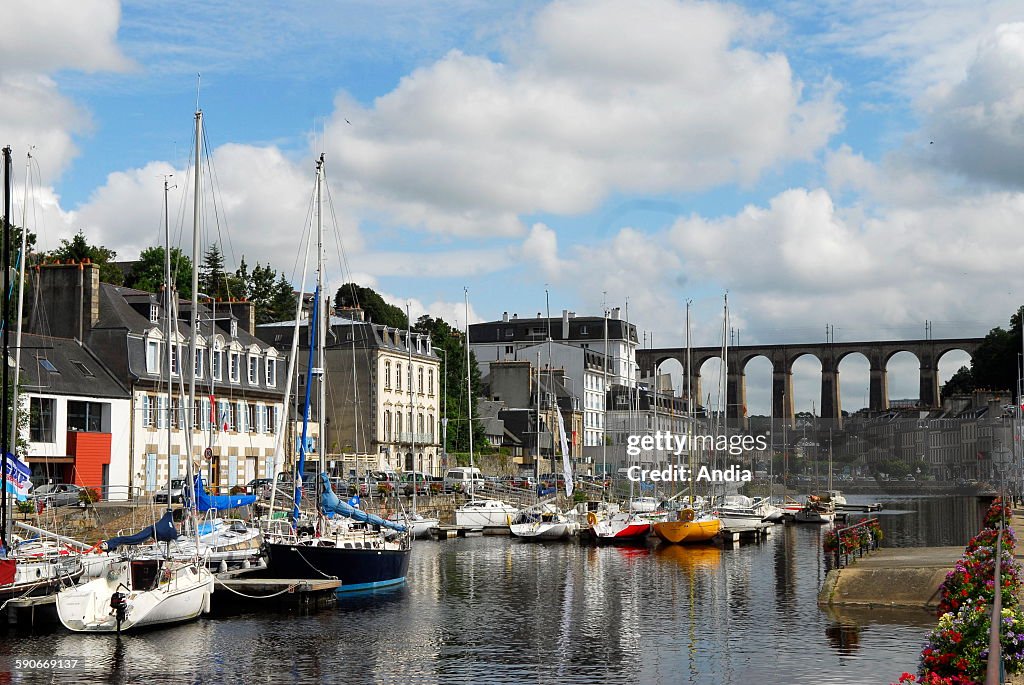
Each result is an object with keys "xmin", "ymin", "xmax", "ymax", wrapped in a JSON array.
[{"xmin": 652, "ymin": 509, "xmax": 721, "ymax": 544}]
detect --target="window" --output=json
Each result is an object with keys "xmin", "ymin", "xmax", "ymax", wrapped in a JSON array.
[
  {"xmin": 29, "ymin": 397, "xmax": 54, "ymax": 442},
  {"xmin": 396, "ymin": 412, "xmax": 402, "ymax": 437},
  {"xmin": 149, "ymin": 303, "xmax": 159, "ymax": 324},
  {"xmin": 212, "ymin": 341, "xmax": 223, "ymax": 381},
  {"xmin": 384, "ymin": 410, "xmax": 391, "ymax": 442},
  {"xmin": 142, "ymin": 395, "xmax": 153, "ymax": 428},
  {"xmin": 417, "ymin": 367, "xmax": 424, "ymax": 394},
  {"xmin": 192, "ymin": 400, "xmax": 202, "ymax": 430},
  {"xmin": 267, "ymin": 406, "xmax": 277, "ymax": 435},
  {"xmin": 157, "ymin": 395, "xmax": 168, "ymax": 430},
  {"xmin": 170, "ymin": 344, "xmax": 180, "ymax": 376},
  {"xmin": 146, "ymin": 340, "xmax": 159, "ymax": 374},
  {"xmin": 71, "ymin": 360, "xmax": 94, "ymax": 377},
  {"xmin": 247, "ymin": 403, "xmax": 257, "ymax": 432},
  {"xmin": 200, "ymin": 397, "xmax": 211, "ymax": 431},
  {"xmin": 384, "ymin": 361, "xmax": 391, "ymax": 389},
  {"xmin": 217, "ymin": 400, "xmax": 230, "ymax": 432},
  {"xmin": 428, "ymin": 414, "xmax": 434, "ymax": 442},
  {"xmin": 170, "ymin": 398, "xmax": 181, "ymax": 429},
  {"xmin": 256, "ymin": 404, "xmax": 266, "ymax": 433},
  {"xmin": 265, "ymin": 356, "xmax": 276, "ymax": 387},
  {"xmin": 236, "ymin": 401, "xmax": 247, "ymax": 432},
  {"xmin": 248, "ymin": 355, "xmax": 258, "ymax": 384},
  {"xmin": 194, "ymin": 347, "xmax": 204, "ymax": 379},
  {"xmin": 230, "ymin": 320, "xmax": 238, "ymax": 338},
  {"xmin": 428, "ymin": 369, "xmax": 434, "ymax": 396},
  {"xmin": 229, "ymin": 352, "xmax": 241, "ymax": 383},
  {"xmin": 396, "ymin": 364, "xmax": 402, "ymax": 393}
]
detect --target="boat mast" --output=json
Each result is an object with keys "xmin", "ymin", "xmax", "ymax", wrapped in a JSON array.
[
  {"xmin": 316, "ymin": 153, "xmax": 327, "ymax": 497},
  {"xmin": 602, "ymin": 303, "xmax": 608, "ymax": 495},
  {"xmin": 464, "ymin": 288, "xmax": 474, "ymax": 500},
  {"xmin": 686, "ymin": 300, "xmax": 693, "ymax": 507},
  {"xmin": 162, "ymin": 175, "xmax": 175, "ymax": 558},
  {"xmin": 10, "ymin": 152, "xmax": 30, "ymax": 447},
  {"xmin": 1, "ymin": 146, "xmax": 11, "ymax": 552},
  {"xmin": 535, "ymin": 351, "xmax": 541, "ymax": 497},
  {"xmin": 407, "ymin": 302, "xmax": 416, "ymax": 515},
  {"xmin": 186, "ymin": 108, "xmax": 202, "ymax": 513}
]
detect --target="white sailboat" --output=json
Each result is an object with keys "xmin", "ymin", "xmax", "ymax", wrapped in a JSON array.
[
  {"xmin": 454, "ymin": 288, "xmax": 518, "ymax": 528},
  {"xmin": 57, "ymin": 111, "xmax": 214, "ymax": 632}
]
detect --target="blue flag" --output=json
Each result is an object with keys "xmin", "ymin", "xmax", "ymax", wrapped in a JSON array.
[{"xmin": 4, "ymin": 453, "xmax": 31, "ymax": 502}]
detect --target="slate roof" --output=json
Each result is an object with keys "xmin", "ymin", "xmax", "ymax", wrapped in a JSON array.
[{"xmin": 16, "ymin": 333, "xmax": 129, "ymax": 400}]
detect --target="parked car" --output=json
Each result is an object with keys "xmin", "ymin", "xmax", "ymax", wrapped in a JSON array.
[
  {"xmin": 444, "ymin": 467, "xmax": 484, "ymax": 493},
  {"xmin": 153, "ymin": 478, "xmax": 186, "ymax": 504},
  {"xmin": 499, "ymin": 474, "xmax": 535, "ymax": 489},
  {"xmin": 904, "ymin": 474, "xmax": 916, "ymax": 481},
  {"xmin": 402, "ymin": 471, "xmax": 431, "ymax": 496},
  {"xmin": 247, "ymin": 478, "xmax": 274, "ymax": 496},
  {"xmin": 31, "ymin": 483, "xmax": 87, "ymax": 508}
]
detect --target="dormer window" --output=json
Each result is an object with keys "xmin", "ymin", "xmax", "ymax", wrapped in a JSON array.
[
  {"xmin": 212, "ymin": 340, "xmax": 223, "ymax": 381},
  {"xmin": 230, "ymin": 320, "xmax": 238, "ymax": 338},
  {"xmin": 229, "ymin": 350, "xmax": 241, "ymax": 383},
  {"xmin": 149, "ymin": 303, "xmax": 159, "ymax": 324},
  {"xmin": 194, "ymin": 347, "xmax": 204, "ymax": 379},
  {"xmin": 247, "ymin": 354, "xmax": 258, "ymax": 384},
  {"xmin": 146, "ymin": 339, "xmax": 160, "ymax": 374},
  {"xmin": 265, "ymin": 355, "xmax": 277, "ymax": 387}
]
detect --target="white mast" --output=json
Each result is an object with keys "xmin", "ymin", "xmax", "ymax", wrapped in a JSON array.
[
  {"xmin": 316, "ymin": 154, "xmax": 326, "ymax": 483},
  {"xmin": 464, "ymin": 288, "xmax": 474, "ymax": 499},
  {"xmin": 407, "ymin": 302, "xmax": 417, "ymax": 515},
  {"xmin": 185, "ymin": 108, "xmax": 202, "ymax": 508},
  {"xmin": 10, "ymin": 152, "xmax": 30, "ymax": 446}
]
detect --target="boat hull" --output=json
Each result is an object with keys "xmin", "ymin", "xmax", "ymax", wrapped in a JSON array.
[
  {"xmin": 56, "ymin": 560, "xmax": 212, "ymax": 633},
  {"xmin": 653, "ymin": 519, "xmax": 720, "ymax": 544},
  {"xmin": 264, "ymin": 541, "xmax": 411, "ymax": 592},
  {"xmin": 510, "ymin": 521, "xmax": 574, "ymax": 540},
  {"xmin": 454, "ymin": 501, "xmax": 519, "ymax": 528}
]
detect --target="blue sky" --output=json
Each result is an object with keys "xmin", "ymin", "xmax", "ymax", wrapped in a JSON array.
[{"xmin": 6, "ymin": 0, "xmax": 1024, "ymax": 413}]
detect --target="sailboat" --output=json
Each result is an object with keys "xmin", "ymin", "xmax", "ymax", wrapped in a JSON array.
[
  {"xmin": 58, "ymin": 120, "xmax": 214, "ymax": 631},
  {"xmin": 454, "ymin": 288, "xmax": 518, "ymax": 528},
  {"xmin": 262, "ymin": 154, "xmax": 411, "ymax": 592},
  {"xmin": 654, "ymin": 300, "xmax": 721, "ymax": 544}
]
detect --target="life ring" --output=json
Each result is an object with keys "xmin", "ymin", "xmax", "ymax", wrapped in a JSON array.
[
  {"xmin": 587, "ymin": 511, "xmax": 598, "ymax": 526},
  {"xmin": 680, "ymin": 508, "xmax": 695, "ymax": 523}
]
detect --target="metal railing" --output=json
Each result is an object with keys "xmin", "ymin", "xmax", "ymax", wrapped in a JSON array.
[{"xmin": 828, "ymin": 517, "xmax": 880, "ymax": 569}]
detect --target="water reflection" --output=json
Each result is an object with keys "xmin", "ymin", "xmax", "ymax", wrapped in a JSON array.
[{"xmin": 0, "ymin": 496, "xmax": 983, "ymax": 684}]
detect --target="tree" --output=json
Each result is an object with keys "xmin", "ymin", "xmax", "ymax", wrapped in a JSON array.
[
  {"xmin": 124, "ymin": 246, "xmax": 194, "ymax": 298},
  {"xmin": 199, "ymin": 243, "xmax": 243, "ymax": 300},
  {"xmin": 941, "ymin": 310, "xmax": 1024, "ymax": 397},
  {"xmin": 941, "ymin": 365, "xmax": 975, "ymax": 399},
  {"xmin": 45, "ymin": 231, "xmax": 122, "ymax": 284},
  {"xmin": 334, "ymin": 282, "xmax": 407, "ymax": 329},
  {"xmin": 263, "ymin": 274, "xmax": 298, "ymax": 324}
]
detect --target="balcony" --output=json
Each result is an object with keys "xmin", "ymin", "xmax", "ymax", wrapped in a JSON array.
[{"xmin": 394, "ymin": 432, "xmax": 436, "ymax": 445}]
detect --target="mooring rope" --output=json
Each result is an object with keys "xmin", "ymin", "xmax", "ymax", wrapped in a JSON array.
[{"xmin": 213, "ymin": 578, "xmax": 301, "ymax": 599}]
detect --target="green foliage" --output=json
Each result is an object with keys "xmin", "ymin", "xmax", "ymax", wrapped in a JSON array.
[
  {"xmin": 124, "ymin": 246, "xmax": 194, "ymax": 298},
  {"xmin": 335, "ymin": 282, "xmax": 407, "ymax": 328},
  {"xmin": 199, "ymin": 243, "xmax": 244, "ymax": 300},
  {"xmin": 941, "ymin": 309, "xmax": 1023, "ymax": 397},
  {"xmin": 45, "ymin": 231, "xmax": 123, "ymax": 285}
]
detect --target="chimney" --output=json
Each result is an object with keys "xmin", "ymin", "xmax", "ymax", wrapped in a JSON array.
[
  {"xmin": 502, "ymin": 312, "xmax": 509, "ymax": 322},
  {"xmin": 610, "ymin": 307, "xmax": 621, "ymax": 320},
  {"xmin": 537, "ymin": 312, "xmax": 542, "ymax": 319},
  {"xmin": 31, "ymin": 262, "xmax": 101, "ymax": 341},
  {"xmin": 512, "ymin": 313, "xmax": 518, "ymax": 320},
  {"xmin": 562, "ymin": 309, "xmax": 569, "ymax": 338}
]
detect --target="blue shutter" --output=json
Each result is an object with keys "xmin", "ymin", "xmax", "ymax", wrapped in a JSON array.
[
  {"xmin": 228, "ymin": 455, "xmax": 238, "ymax": 487},
  {"xmin": 169, "ymin": 454, "xmax": 179, "ymax": 480},
  {"xmin": 146, "ymin": 453, "xmax": 157, "ymax": 492}
]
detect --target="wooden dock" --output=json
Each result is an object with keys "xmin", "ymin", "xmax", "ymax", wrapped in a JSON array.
[
  {"xmin": 837, "ymin": 502, "xmax": 883, "ymax": 513},
  {"xmin": 715, "ymin": 522, "xmax": 774, "ymax": 547},
  {"xmin": 428, "ymin": 525, "xmax": 485, "ymax": 540},
  {"xmin": 212, "ymin": 571, "xmax": 341, "ymax": 609}
]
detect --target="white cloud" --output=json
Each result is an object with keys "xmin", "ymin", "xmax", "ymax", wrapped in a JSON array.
[
  {"xmin": 924, "ymin": 23, "xmax": 1024, "ymax": 187},
  {"xmin": 1, "ymin": 0, "xmax": 130, "ymax": 182},
  {"xmin": 322, "ymin": 0, "xmax": 841, "ymax": 237}
]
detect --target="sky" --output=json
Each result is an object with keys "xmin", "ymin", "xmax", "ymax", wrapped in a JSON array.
[{"xmin": 5, "ymin": 0, "xmax": 1024, "ymax": 414}]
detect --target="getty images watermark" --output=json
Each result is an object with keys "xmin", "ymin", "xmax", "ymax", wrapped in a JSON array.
[{"xmin": 624, "ymin": 430, "xmax": 768, "ymax": 483}]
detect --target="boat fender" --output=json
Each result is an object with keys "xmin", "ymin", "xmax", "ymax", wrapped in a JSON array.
[
  {"xmin": 587, "ymin": 512, "xmax": 598, "ymax": 526},
  {"xmin": 680, "ymin": 509, "xmax": 695, "ymax": 523}
]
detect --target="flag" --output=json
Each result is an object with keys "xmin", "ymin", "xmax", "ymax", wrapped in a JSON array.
[
  {"xmin": 209, "ymin": 395, "xmax": 216, "ymax": 426},
  {"xmin": 4, "ymin": 452, "xmax": 31, "ymax": 502},
  {"xmin": 556, "ymin": 409, "xmax": 573, "ymax": 498}
]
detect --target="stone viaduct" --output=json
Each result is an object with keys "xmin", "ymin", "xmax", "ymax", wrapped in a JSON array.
[{"xmin": 636, "ymin": 337, "xmax": 983, "ymax": 427}]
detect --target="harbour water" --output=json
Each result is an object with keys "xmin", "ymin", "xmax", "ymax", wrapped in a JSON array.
[{"xmin": 1, "ymin": 495, "xmax": 980, "ymax": 684}]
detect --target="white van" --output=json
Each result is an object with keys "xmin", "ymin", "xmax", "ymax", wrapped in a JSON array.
[{"xmin": 444, "ymin": 467, "xmax": 485, "ymax": 493}]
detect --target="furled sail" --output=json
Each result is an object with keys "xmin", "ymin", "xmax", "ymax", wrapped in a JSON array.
[
  {"xmin": 187, "ymin": 476, "xmax": 256, "ymax": 512},
  {"xmin": 319, "ymin": 473, "xmax": 406, "ymax": 532},
  {"xmin": 105, "ymin": 510, "xmax": 179, "ymax": 551}
]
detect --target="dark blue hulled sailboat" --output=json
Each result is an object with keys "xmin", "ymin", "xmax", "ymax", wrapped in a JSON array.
[{"xmin": 261, "ymin": 155, "xmax": 411, "ymax": 593}]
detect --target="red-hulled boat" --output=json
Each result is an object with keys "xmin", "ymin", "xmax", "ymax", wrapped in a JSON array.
[{"xmin": 583, "ymin": 511, "xmax": 651, "ymax": 544}]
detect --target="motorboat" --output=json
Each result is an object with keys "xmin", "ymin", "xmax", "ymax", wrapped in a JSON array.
[
  {"xmin": 454, "ymin": 499, "xmax": 519, "ymax": 528},
  {"xmin": 510, "ymin": 503, "xmax": 577, "ymax": 541}
]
